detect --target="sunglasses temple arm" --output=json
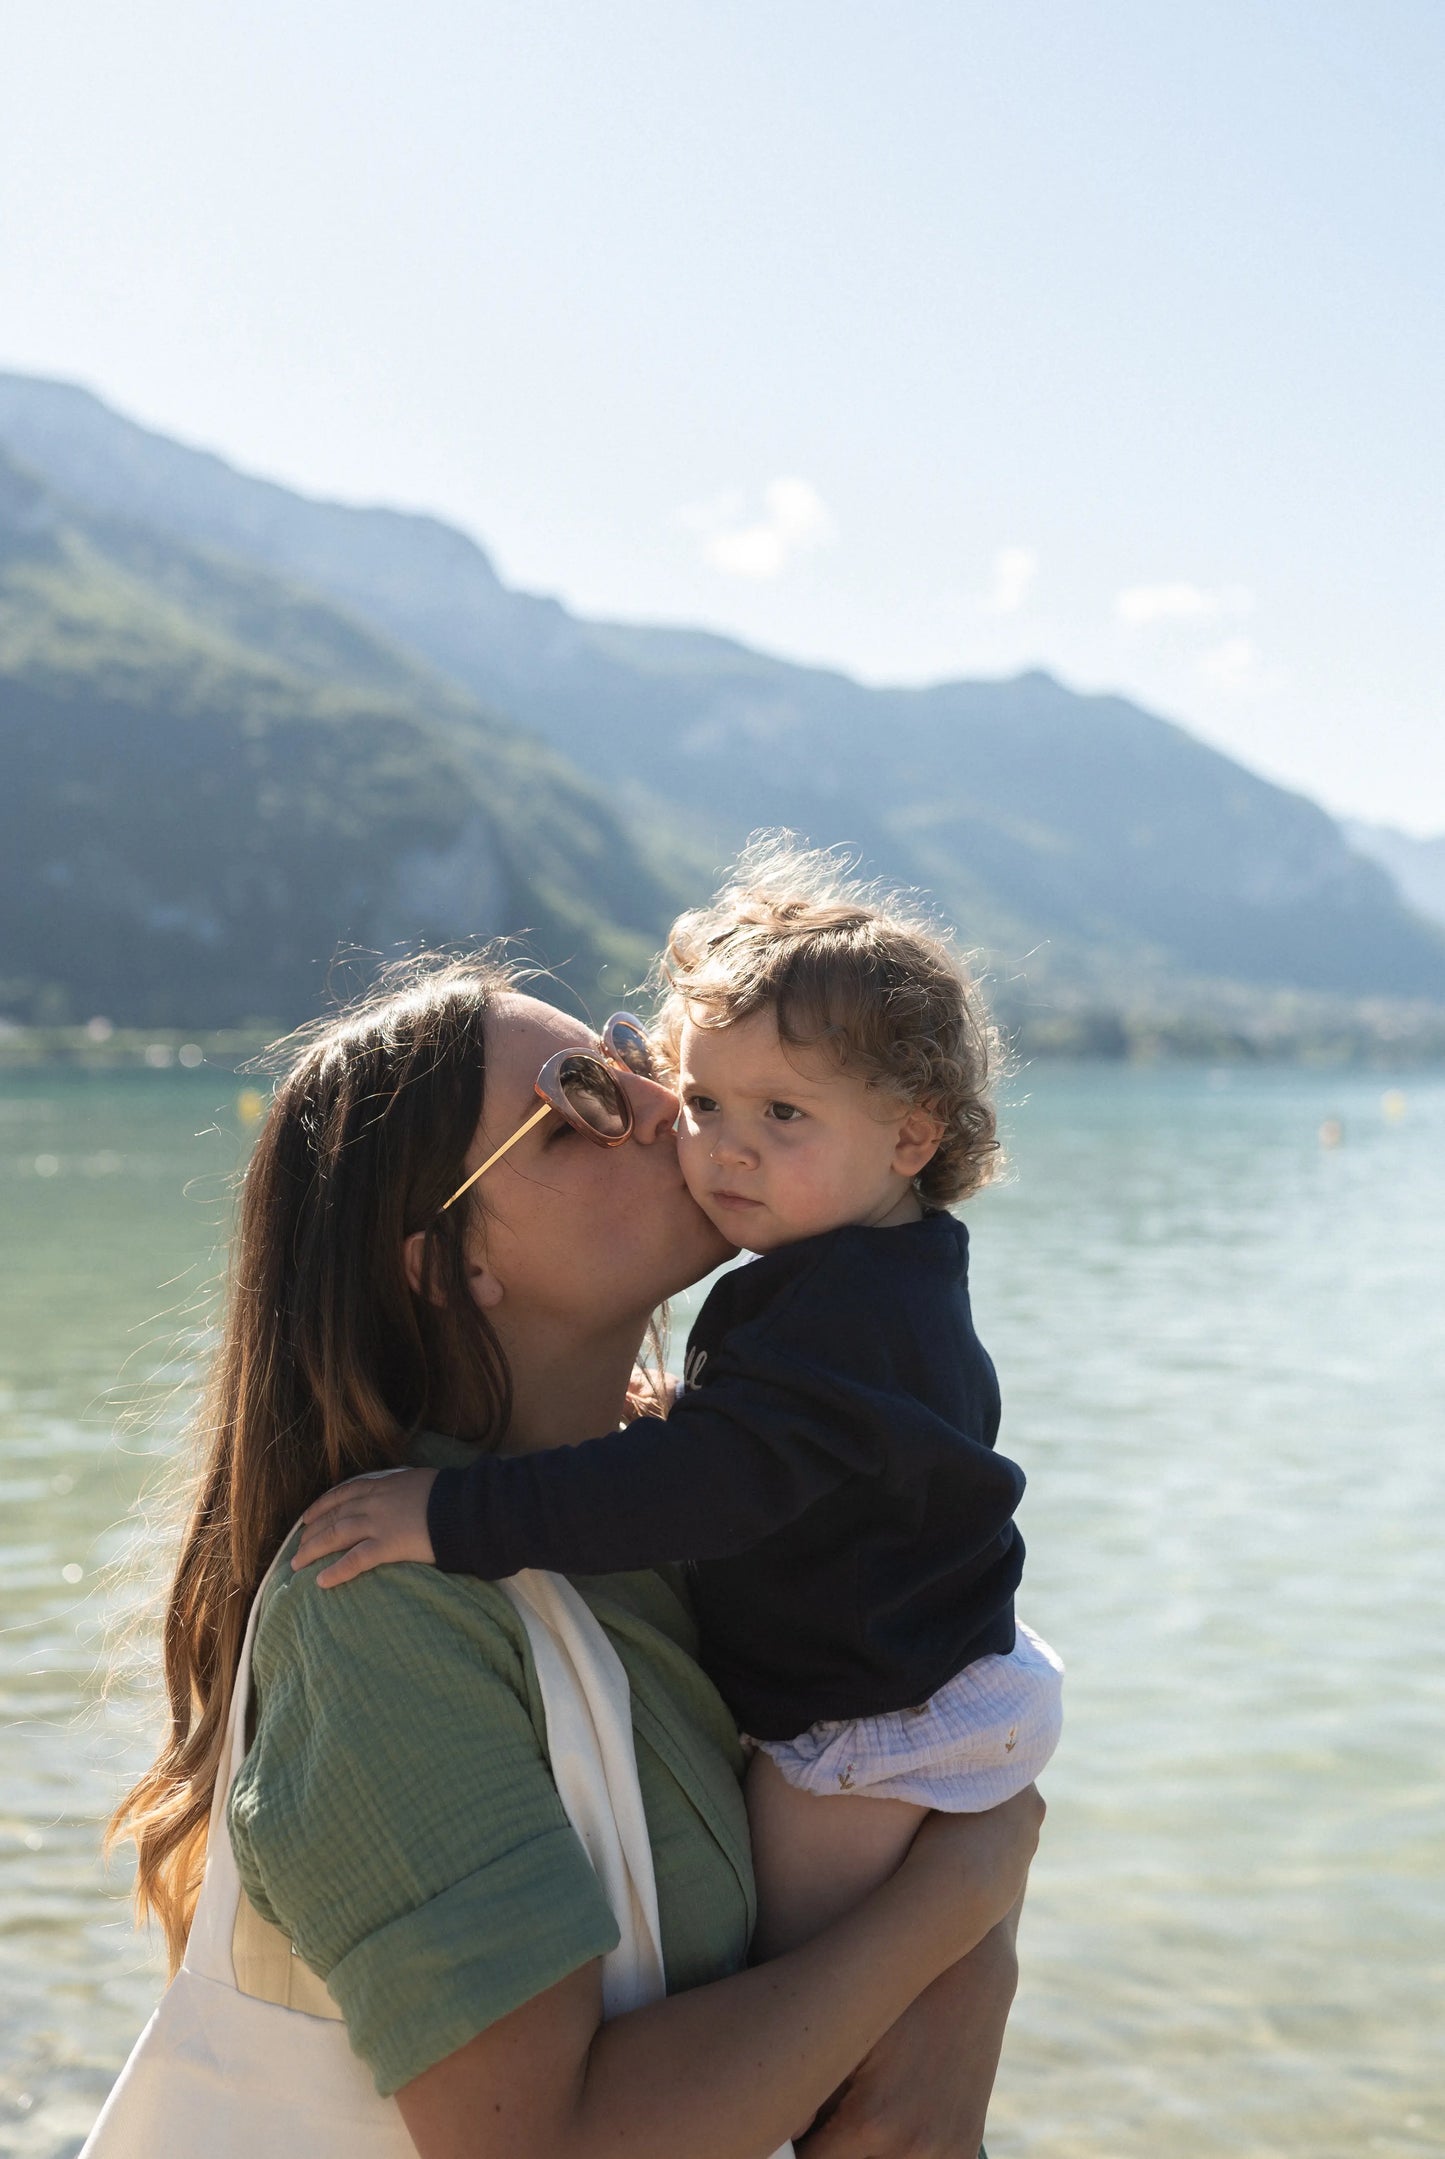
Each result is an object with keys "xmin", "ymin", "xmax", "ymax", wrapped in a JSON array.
[{"xmin": 439, "ymin": 1101, "xmax": 552, "ymax": 1212}]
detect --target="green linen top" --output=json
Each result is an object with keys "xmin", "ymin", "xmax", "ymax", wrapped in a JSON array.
[{"xmin": 228, "ymin": 1432, "xmax": 757, "ymax": 2097}]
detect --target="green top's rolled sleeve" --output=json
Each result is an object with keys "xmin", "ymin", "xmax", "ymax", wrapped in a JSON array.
[
  {"xmin": 228, "ymin": 1438, "xmax": 755, "ymax": 2098},
  {"xmin": 327, "ymin": 1828, "xmax": 617, "ymax": 2091}
]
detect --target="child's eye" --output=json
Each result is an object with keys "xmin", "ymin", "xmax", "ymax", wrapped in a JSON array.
[
  {"xmin": 686, "ymin": 1093, "xmax": 720, "ymax": 1115},
  {"xmin": 766, "ymin": 1101, "xmax": 804, "ymax": 1123}
]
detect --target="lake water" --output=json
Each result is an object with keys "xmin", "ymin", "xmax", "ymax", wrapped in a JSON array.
[{"xmin": 1, "ymin": 1064, "xmax": 1441, "ymax": 2158}]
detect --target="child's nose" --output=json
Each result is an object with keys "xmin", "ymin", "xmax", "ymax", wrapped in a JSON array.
[{"xmin": 709, "ymin": 1121, "xmax": 756, "ymax": 1167}]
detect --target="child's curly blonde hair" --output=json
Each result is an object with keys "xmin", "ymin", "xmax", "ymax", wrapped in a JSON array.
[{"xmin": 649, "ymin": 834, "xmax": 1002, "ymax": 1208}]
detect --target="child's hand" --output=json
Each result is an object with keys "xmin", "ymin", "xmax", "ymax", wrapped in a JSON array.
[
  {"xmin": 292, "ymin": 1467, "xmax": 439, "ymax": 1587},
  {"xmin": 625, "ymin": 1366, "xmax": 680, "ymax": 1419}
]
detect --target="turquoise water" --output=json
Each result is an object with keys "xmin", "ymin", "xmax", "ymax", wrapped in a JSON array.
[{"xmin": 1, "ymin": 1064, "xmax": 1441, "ymax": 2157}]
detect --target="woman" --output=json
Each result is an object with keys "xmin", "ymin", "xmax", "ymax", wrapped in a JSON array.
[{"xmin": 112, "ymin": 955, "xmax": 1041, "ymax": 2157}]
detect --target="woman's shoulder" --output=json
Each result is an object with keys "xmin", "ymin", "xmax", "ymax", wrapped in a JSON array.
[
  {"xmin": 258, "ymin": 1519, "xmax": 524, "ymax": 1658},
  {"xmin": 246, "ymin": 1526, "xmax": 542, "ymax": 1762}
]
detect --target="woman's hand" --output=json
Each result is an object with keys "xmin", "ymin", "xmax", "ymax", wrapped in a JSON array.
[
  {"xmin": 794, "ymin": 1807, "xmax": 1038, "ymax": 2156},
  {"xmin": 292, "ymin": 1467, "xmax": 439, "ymax": 1587},
  {"xmin": 896, "ymin": 1786, "xmax": 1043, "ymax": 1944},
  {"xmin": 798, "ymin": 1903, "xmax": 1023, "ymax": 2158}
]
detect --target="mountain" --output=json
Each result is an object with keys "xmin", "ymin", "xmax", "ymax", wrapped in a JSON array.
[
  {"xmin": 1344, "ymin": 823, "xmax": 1445, "ymax": 931},
  {"xmin": 0, "ymin": 445, "xmax": 685, "ymax": 1028},
  {"xmin": 3, "ymin": 368, "xmax": 1444, "ymax": 1039}
]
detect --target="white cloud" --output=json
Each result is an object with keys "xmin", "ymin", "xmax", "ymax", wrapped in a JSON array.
[
  {"xmin": 1199, "ymin": 634, "xmax": 1262, "ymax": 690},
  {"xmin": 978, "ymin": 544, "xmax": 1038, "ymax": 615},
  {"xmin": 679, "ymin": 476, "xmax": 836, "ymax": 580},
  {"xmin": 1115, "ymin": 581, "xmax": 1254, "ymax": 627},
  {"xmin": 1114, "ymin": 581, "xmax": 1274, "ymax": 696}
]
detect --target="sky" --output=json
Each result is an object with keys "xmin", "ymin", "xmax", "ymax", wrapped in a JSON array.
[{"xmin": 2, "ymin": 1, "xmax": 1442, "ymax": 833}]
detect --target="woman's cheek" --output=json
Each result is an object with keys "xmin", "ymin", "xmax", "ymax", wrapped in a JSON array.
[{"xmin": 675, "ymin": 1123, "xmax": 709, "ymax": 1187}]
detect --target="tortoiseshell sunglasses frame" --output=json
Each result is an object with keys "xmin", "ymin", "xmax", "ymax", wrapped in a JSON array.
[{"xmin": 438, "ymin": 1012, "xmax": 655, "ymax": 1213}]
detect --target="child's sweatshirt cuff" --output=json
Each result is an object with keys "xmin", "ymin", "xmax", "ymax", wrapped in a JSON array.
[{"xmin": 425, "ymin": 1461, "xmax": 516, "ymax": 1579}]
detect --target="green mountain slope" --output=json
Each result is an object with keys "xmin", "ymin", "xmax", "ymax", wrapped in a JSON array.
[
  {"xmin": 3, "ymin": 369, "xmax": 1440, "ymax": 1021},
  {"xmin": 0, "ymin": 449, "xmax": 687, "ymax": 1027}
]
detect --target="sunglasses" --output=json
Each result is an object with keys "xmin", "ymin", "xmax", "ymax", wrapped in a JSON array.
[{"xmin": 439, "ymin": 1011, "xmax": 657, "ymax": 1213}]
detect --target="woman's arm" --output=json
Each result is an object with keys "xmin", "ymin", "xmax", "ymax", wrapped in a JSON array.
[{"xmin": 395, "ymin": 1791, "xmax": 1043, "ymax": 2159}]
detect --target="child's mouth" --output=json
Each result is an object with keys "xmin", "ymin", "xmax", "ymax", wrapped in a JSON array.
[{"xmin": 711, "ymin": 1190, "xmax": 763, "ymax": 1211}]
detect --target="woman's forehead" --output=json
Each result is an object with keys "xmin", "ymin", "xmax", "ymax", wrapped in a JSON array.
[
  {"xmin": 495, "ymin": 990, "xmax": 596, "ymax": 1044},
  {"xmin": 488, "ymin": 993, "xmax": 596, "ymax": 1103}
]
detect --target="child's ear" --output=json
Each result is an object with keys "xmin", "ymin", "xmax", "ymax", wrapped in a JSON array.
[
  {"xmin": 892, "ymin": 1104, "xmax": 946, "ymax": 1180},
  {"xmin": 402, "ymin": 1229, "xmax": 504, "ymax": 1311}
]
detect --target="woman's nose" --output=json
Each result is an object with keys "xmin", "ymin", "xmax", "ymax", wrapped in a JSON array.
[{"xmin": 621, "ymin": 1069, "xmax": 684, "ymax": 1146}]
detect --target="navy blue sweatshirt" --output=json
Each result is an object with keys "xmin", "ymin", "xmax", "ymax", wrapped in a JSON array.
[{"xmin": 426, "ymin": 1210, "xmax": 1025, "ymax": 1740}]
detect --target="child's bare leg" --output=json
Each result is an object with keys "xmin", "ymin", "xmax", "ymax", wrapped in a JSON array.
[{"xmin": 745, "ymin": 1748, "xmax": 928, "ymax": 1961}]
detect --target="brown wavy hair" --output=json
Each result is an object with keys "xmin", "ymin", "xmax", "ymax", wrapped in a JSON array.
[
  {"xmin": 652, "ymin": 834, "xmax": 1002, "ymax": 1206},
  {"xmin": 109, "ymin": 952, "xmax": 520, "ymax": 1970}
]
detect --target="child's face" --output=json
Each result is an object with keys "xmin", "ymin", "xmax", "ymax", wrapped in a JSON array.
[{"xmin": 674, "ymin": 1005, "xmax": 944, "ymax": 1253}]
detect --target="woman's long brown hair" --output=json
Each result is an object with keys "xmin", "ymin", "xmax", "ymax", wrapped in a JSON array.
[{"xmin": 109, "ymin": 954, "xmax": 519, "ymax": 1970}]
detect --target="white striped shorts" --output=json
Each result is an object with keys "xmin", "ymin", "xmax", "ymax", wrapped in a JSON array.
[{"xmin": 753, "ymin": 1620, "xmax": 1064, "ymax": 1812}]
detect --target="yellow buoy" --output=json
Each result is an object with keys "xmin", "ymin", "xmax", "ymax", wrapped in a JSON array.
[
  {"xmin": 1381, "ymin": 1090, "xmax": 1407, "ymax": 1123},
  {"xmin": 236, "ymin": 1086, "xmax": 267, "ymax": 1129}
]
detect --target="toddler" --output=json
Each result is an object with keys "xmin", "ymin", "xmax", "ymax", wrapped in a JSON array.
[{"xmin": 297, "ymin": 840, "xmax": 1062, "ymax": 1957}]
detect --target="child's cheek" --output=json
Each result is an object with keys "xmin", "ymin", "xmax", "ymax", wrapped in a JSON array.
[
  {"xmin": 764, "ymin": 1138, "xmax": 807, "ymax": 1212},
  {"xmin": 784, "ymin": 1142, "xmax": 838, "ymax": 1225}
]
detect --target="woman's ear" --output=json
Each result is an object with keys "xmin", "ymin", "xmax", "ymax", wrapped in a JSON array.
[
  {"xmin": 402, "ymin": 1230, "xmax": 430, "ymax": 1298},
  {"xmin": 403, "ymin": 1229, "xmax": 505, "ymax": 1312},
  {"xmin": 399, "ymin": 1234, "xmax": 440, "ymax": 1295},
  {"xmin": 403, "ymin": 1234, "xmax": 505, "ymax": 1312},
  {"xmin": 891, "ymin": 1103, "xmax": 946, "ymax": 1180}
]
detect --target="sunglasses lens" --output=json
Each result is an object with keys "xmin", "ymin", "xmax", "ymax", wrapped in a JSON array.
[
  {"xmin": 602, "ymin": 1013, "xmax": 654, "ymax": 1077},
  {"xmin": 556, "ymin": 1053, "xmax": 630, "ymax": 1139}
]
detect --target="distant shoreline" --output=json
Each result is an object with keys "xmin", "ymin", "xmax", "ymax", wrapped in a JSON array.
[
  {"xmin": 5, "ymin": 1009, "xmax": 1445, "ymax": 1073},
  {"xmin": 1004, "ymin": 1001, "xmax": 1445, "ymax": 1067}
]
